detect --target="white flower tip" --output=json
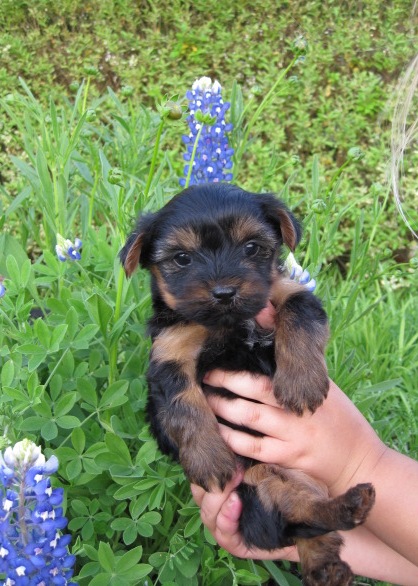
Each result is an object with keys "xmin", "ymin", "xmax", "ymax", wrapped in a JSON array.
[
  {"xmin": 192, "ymin": 76, "xmax": 222, "ymax": 93},
  {"xmin": 3, "ymin": 440, "xmax": 45, "ymax": 470}
]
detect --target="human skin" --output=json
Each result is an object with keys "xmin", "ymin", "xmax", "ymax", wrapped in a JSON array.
[{"xmin": 190, "ymin": 301, "xmax": 418, "ymax": 583}]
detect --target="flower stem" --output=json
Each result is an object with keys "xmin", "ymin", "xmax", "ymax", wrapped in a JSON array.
[
  {"xmin": 144, "ymin": 117, "xmax": 165, "ymax": 200},
  {"xmin": 184, "ymin": 124, "xmax": 204, "ymax": 189},
  {"xmin": 82, "ymin": 76, "xmax": 91, "ymax": 114},
  {"xmin": 19, "ymin": 476, "xmax": 28, "ymax": 546}
]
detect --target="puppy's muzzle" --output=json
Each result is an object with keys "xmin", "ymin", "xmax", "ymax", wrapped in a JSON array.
[{"xmin": 212, "ymin": 285, "xmax": 237, "ymax": 304}]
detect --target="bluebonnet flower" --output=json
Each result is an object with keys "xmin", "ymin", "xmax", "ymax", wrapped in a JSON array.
[
  {"xmin": 284, "ymin": 253, "xmax": 316, "ymax": 292},
  {"xmin": 180, "ymin": 76, "xmax": 234, "ymax": 186},
  {"xmin": 55, "ymin": 234, "xmax": 82, "ymax": 262},
  {"xmin": 0, "ymin": 440, "xmax": 77, "ymax": 586},
  {"xmin": 0, "ymin": 278, "xmax": 5, "ymax": 299}
]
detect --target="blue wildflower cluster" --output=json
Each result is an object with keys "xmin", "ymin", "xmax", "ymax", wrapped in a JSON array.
[
  {"xmin": 284, "ymin": 253, "xmax": 316, "ymax": 292},
  {"xmin": 55, "ymin": 235, "xmax": 82, "ymax": 262},
  {"xmin": 0, "ymin": 278, "xmax": 5, "ymax": 299},
  {"xmin": 180, "ymin": 76, "xmax": 234, "ymax": 186},
  {"xmin": 0, "ymin": 440, "xmax": 77, "ymax": 586}
]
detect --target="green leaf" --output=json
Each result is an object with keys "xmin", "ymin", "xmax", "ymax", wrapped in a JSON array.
[
  {"xmin": 123, "ymin": 524, "xmax": 138, "ymax": 545},
  {"xmin": 134, "ymin": 478, "xmax": 160, "ymax": 491},
  {"xmin": 34, "ymin": 317, "xmax": 51, "ymax": 348},
  {"xmin": 175, "ymin": 549, "xmax": 200, "ymax": 578},
  {"xmin": 19, "ymin": 416, "xmax": 45, "ymax": 431},
  {"xmin": 104, "ymin": 432, "xmax": 132, "ymax": 465},
  {"xmin": 262, "ymin": 561, "xmax": 295, "ymax": 586},
  {"xmin": 87, "ymin": 294, "xmax": 113, "ymax": 336},
  {"xmin": 110, "ymin": 518, "xmax": 131, "ymax": 531},
  {"xmin": 140, "ymin": 511, "xmax": 161, "ymax": 525},
  {"xmin": 71, "ymin": 499, "xmax": 89, "ymax": 516},
  {"xmin": 98, "ymin": 541, "xmax": 115, "ymax": 572},
  {"xmin": 20, "ymin": 258, "xmax": 33, "ymax": 288},
  {"xmin": 136, "ymin": 522, "xmax": 153, "ymax": 537},
  {"xmin": 66, "ymin": 458, "xmax": 82, "ymax": 480},
  {"xmin": 28, "ymin": 352, "xmax": 48, "ymax": 372},
  {"xmin": 83, "ymin": 543, "xmax": 99, "ymax": 561},
  {"xmin": 113, "ymin": 482, "xmax": 141, "ymax": 500},
  {"xmin": 6, "ymin": 255, "xmax": 22, "ymax": 286},
  {"xmin": 119, "ymin": 564, "xmax": 152, "ymax": 580},
  {"xmin": 56, "ymin": 415, "xmax": 80, "ymax": 429},
  {"xmin": 71, "ymin": 427, "xmax": 86, "ymax": 454},
  {"xmin": 41, "ymin": 420, "xmax": 58, "ymax": 440},
  {"xmin": 114, "ymin": 546, "xmax": 144, "ymax": 572},
  {"xmin": 99, "ymin": 380, "xmax": 129, "ymax": 409},
  {"xmin": 235, "ymin": 569, "xmax": 266, "ymax": 585},
  {"xmin": 1, "ymin": 360, "xmax": 14, "ymax": 387},
  {"xmin": 73, "ymin": 324, "xmax": 100, "ymax": 346},
  {"xmin": 183, "ymin": 513, "xmax": 202, "ymax": 538},
  {"xmin": 89, "ymin": 574, "xmax": 111, "ymax": 586},
  {"xmin": 50, "ymin": 324, "xmax": 69, "ymax": 350},
  {"xmin": 55, "ymin": 392, "xmax": 77, "ymax": 417},
  {"xmin": 149, "ymin": 552, "xmax": 169, "ymax": 569},
  {"xmin": 77, "ymin": 377, "xmax": 97, "ymax": 406},
  {"xmin": 65, "ymin": 306, "xmax": 79, "ymax": 340},
  {"xmin": 15, "ymin": 344, "xmax": 45, "ymax": 356}
]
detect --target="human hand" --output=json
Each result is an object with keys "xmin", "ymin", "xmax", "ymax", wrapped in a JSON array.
[
  {"xmin": 190, "ymin": 472, "xmax": 298, "ymax": 561},
  {"xmin": 202, "ymin": 372, "xmax": 385, "ymax": 497}
]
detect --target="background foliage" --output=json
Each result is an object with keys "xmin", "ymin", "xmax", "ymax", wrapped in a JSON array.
[{"xmin": 0, "ymin": 1, "xmax": 417, "ymax": 584}]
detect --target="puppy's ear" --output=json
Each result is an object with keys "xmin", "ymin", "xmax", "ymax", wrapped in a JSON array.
[
  {"xmin": 119, "ymin": 213, "xmax": 156, "ymax": 277},
  {"xmin": 260, "ymin": 196, "xmax": 302, "ymax": 252}
]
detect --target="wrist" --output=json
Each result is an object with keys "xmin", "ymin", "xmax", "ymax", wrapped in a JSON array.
[{"xmin": 328, "ymin": 429, "xmax": 388, "ymax": 498}]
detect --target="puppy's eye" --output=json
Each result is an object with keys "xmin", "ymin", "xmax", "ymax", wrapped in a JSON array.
[
  {"xmin": 173, "ymin": 252, "xmax": 192, "ymax": 267},
  {"xmin": 244, "ymin": 242, "xmax": 260, "ymax": 257}
]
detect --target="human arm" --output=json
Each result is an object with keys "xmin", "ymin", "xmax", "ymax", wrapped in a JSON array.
[
  {"xmin": 191, "ymin": 475, "xmax": 418, "ymax": 585},
  {"xmin": 195, "ymin": 373, "xmax": 418, "ymax": 578}
]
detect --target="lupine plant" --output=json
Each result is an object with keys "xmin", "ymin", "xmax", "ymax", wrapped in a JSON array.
[
  {"xmin": 180, "ymin": 76, "xmax": 234, "ymax": 187},
  {"xmin": 0, "ymin": 440, "xmax": 76, "ymax": 585},
  {"xmin": 55, "ymin": 236, "xmax": 83, "ymax": 263},
  {"xmin": 0, "ymin": 37, "xmax": 417, "ymax": 586}
]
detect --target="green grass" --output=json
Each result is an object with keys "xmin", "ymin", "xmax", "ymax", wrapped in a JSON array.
[{"xmin": 0, "ymin": 1, "xmax": 417, "ymax": 585}]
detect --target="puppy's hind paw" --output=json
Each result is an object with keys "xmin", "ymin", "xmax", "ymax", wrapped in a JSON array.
[{"xmin": 304, "ymin": 560, "xmax": 353, "ymax": 586}]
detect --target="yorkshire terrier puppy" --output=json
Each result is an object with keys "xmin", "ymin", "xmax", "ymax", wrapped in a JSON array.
[{"xmin": 120, "ymin": 183, "xmax": 375, "ymax": 586}]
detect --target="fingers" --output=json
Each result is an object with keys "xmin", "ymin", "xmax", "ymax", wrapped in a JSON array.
[
  {"xmin": 204, "ymin": 370, "xmax": 278, "ymax": 407},
  {"xmin": 255, "ymin": 301, "xmax": 276, "ymax": 329},
  {"xmin": 191, "ymin": 477, "xmax": 299, "ymax": 561},
  {"xmin": 207, "ymin": 393, "xmax": 288, "ymax": 438},
  {"xmin": 190, "ymin": 471, "xmax": 243, "ymax": 537},
  {"xmin": 217, "ymin": 423, "xmax": 287, "ymax": 463}
]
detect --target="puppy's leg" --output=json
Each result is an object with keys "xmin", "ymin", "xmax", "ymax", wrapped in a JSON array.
[
  {"xmin": 297, "ymin": 534, "xmax": 353, "ymax": 586},
  {"xmin": 270, "ymin": 277, "xmax": 329, "ymax": 414},
  {"xmin": 237, "ymin": 464, "xmax": 374, "ymax": 580},
  {"xmin": 148, "ymin": 324, "xmax": 236, "ymax": 491}
]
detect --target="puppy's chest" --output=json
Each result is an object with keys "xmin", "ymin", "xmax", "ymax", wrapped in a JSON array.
[{"xmin": 197, "ymin": 322, "xmax": 276, "ymax": 380}]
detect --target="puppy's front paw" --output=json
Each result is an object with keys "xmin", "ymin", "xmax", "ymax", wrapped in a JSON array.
[
  {"xmin": 273, "ymin": 364, "xmax": 329, "ymax": 415},
  {"xmin": 338, "ymin": 483, "xmax": 376, "ymax": 528},
  {"xmin": 180, "ymin": 434, "xmax": 236, "ymax": 492}
]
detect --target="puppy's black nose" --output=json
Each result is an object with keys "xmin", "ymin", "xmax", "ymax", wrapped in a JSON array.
[{"xmin": 212, "ymin": 285, "xmax": 237, "ymax": 302}]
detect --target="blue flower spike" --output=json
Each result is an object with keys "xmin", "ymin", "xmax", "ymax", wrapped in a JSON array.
[
  {"xmin": 284, "ymin": 252, "xmax": 316, "ymax": 292},
  {"xmin": 55, "ymin": 234, "xmax": 82, "ymax": 262},
  {"xmin": 0, "ymin": 277, "xmax": 5, "ymax": 299},
  {"xmin": 180, "ymin": 76, "xmax": 234, "ymax": 186},
  {"xmin": 0, "ymin": 439, "xmax": 77, "ymax": 586}
]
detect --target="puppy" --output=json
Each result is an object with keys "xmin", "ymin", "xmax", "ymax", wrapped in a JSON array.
[{"xmin": 120, "ymin": 183, "xmax": 375, "ymax": 586}]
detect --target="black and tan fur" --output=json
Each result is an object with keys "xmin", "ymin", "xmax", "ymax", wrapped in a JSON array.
[{"xmin": 120, "ymin": 183, "xmax": 375, "ymax": 586}]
